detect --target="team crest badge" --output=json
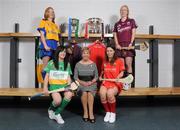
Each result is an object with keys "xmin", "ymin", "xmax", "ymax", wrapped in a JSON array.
[{"xmin": 127, "ymin": 21, "xmax": 130, "ymax": 25}]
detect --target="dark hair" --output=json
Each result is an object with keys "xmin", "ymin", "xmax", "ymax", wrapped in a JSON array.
[
  {"xmin": 66, "ymin": 44, "xmax": 73, "ymax": 50},
  {"xmin": 53, "ymin": 46, "xmax": 68, "ymax": 70},
  {"xmin": 105, "ymin": 43, "xmax": 117, "ymax": 65}
]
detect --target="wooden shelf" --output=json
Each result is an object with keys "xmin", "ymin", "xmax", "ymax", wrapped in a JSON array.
[
  {"xmin": 0, "ymin": 33, "xmax": 11, "ymax": 38},
  {"xmin": 62, "ymin": 33, "xmax": 180, "ymax": 39},
  {"xmin": 1, "ymin": 32, "xmax": 180, "ymax": 40},
  {"xmin": 156, "ymin": 35, "xmax": 180, "ymax": 40},
  {"xmin": 10, "ymin": 33, "xmax": 40, "ymax": 38},
  {"xmin": 0, "ymin": 33, "xmax": 40, "ymax": 38},
  {"xmin": 61, "ymin": 33, "xmax": 102, "ymax": 38},
  {"xmin": 61, "ymin": 33, "xmax": 159, "ymax": 39}
]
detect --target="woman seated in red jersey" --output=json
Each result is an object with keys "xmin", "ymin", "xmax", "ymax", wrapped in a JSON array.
[{"xmin": 99, "ymin": 44, "xmax": 125, "ymax": 124}]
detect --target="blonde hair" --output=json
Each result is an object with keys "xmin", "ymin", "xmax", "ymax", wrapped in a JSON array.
[
  {"xmin": 120, "ymin": 5, "xmax": 129, "ymax": 17},
  {"xmin": 82, "ymin": 47, "xmax": 90, "ymax": 54},
  {"xmin": 43, "ymin": 7, "xmax": 55, "ymax": 23}
]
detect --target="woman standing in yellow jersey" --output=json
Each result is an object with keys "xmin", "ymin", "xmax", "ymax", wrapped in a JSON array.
[{"xmin": 37, "ymin": 7, "xmax": 60, "ymax": 79}]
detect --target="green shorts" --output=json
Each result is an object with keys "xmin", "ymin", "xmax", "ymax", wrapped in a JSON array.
[{"xmin": 48, "ymin": 84, "xmax": 68, "ymax": 91}]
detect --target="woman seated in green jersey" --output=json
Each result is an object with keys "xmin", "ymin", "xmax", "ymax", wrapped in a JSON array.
[{"xmin": 43, "ymin": 46, "xmax": 73, "ymax": 124}]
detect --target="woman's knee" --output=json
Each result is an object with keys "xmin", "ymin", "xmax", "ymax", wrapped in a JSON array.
[
  {"xmin": 53, "ymin": 98, "xmax": 61, "ymax": 106},
  {"xmin": 125, "ymin": 58, "xmax": 133, "ymax": 66},
  {"xmin": 54, "ymin": 100, "xmax": 61, "ymax": 106},
  {"xmin": 100, "ymin": 92, "xmax": 107, "ymax": 101},
  {"xmin": 100, "ymin": 86, "xmax": 107, "ymax": 95},
  {"xmin": 51, "ymin": 93, "xmax": 62, "ymax": 106},
  {"xmin": 126, "ymin": 61, "xmax": 132, "ymax": 67},
  {"xmin": 87, "ymin": 92, "xmax": 94, "ymax": 98},
  {"xmin": 81, "ymin": 92, "xmax": 88, "ymax": 100},
  {"xmin": 107, "ymin": 90, "xmax": 115, "ymax": 102},
  {"xmin": 64, "ymin": 91, "xmax": 73, "ymax": 99},
  {"xmin": 100, "ymin": 94, "xmax": 107, "ymax": 102},
  {"xmin": 82, "ymin": 92, "xmax": 88, "ymax": 97}
]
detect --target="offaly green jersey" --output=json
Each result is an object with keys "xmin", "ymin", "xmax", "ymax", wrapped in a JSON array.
[{"xmin": 44, "ymin": 60, "xmax": 72, "ymax": 91}]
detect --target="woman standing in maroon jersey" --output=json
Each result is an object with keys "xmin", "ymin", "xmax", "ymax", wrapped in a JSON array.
[{"xmin": 113, "ymin": 5, "xmax": 137, "ymax": 90}]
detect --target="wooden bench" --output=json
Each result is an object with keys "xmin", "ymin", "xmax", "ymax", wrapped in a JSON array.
[
  {"xmin": 120, "ymin": 87, "xmax": 180, "ymax": 96},
  {"xmin": 0, "ymin": 87, "xmax": 180, "ymax": 97}
]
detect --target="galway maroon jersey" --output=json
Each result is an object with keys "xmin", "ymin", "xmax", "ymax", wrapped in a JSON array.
[{"xmin": 113, "ymin": 18, "xmax": 137, "ymax": 47}]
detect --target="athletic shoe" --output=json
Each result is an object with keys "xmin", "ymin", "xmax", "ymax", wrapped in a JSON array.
[
  {"xmin": 48, "ymin": 109, "xmax": 55, "ymax": 120},
  {"xmin": 109, "ymin": 113, "xmax": 116, "ymax": 123},
  {"xmin": 55, "ymin": 114, "xmax": 65, "ymax": 124},
  {"xmin": 104, "ymin": 112, "xmax": 111, "ymax": 122}
]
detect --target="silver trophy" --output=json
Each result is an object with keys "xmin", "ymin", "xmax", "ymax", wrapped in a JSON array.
[
  {"xmin": 61, "ymin": 18, "xmax": 79, "ymax": 34},
  {"xmin": 88, "ymin": 18, "xmax": 102, "ymax": 34},
  {"xmin": 71, "ymin": 18, "xmax": 79, "ymax": 33}
]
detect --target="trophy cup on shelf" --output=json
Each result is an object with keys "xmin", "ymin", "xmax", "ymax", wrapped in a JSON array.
[
  {"xmin": 71, "ymin": 18, "xmax": 79, "ymax": 33},
  {"xmin": 87, "ymin": 18, "xmax": 103, "ymax": 34},
  {"xmin": 68, "ymin": 18, "xmax": 79, "ymax": 40}
]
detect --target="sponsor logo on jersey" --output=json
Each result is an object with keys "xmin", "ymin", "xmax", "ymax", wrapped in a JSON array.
[{"xmin": 117, "ymin": 26, "xmax": 131, "ymax": 32}]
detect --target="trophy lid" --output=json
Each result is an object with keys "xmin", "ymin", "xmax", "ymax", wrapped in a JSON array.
[{"xmin": 87, "ymin": 17, "xmax": 102, "ymax": 25}]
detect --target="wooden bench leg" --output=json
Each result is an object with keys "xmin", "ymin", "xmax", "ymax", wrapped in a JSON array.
[
  {"xmin": 13, "ymin": 96, "xmax": 21, "ymax": 103},
  {"xmin": 147, "ymin": 95, "xmax": 154, "ymax": 103}
]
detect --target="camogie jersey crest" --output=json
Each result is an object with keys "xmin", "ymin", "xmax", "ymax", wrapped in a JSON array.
[{"xmin": 49, "ymin": 70, "xmax": 69, "ymax": 85}]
